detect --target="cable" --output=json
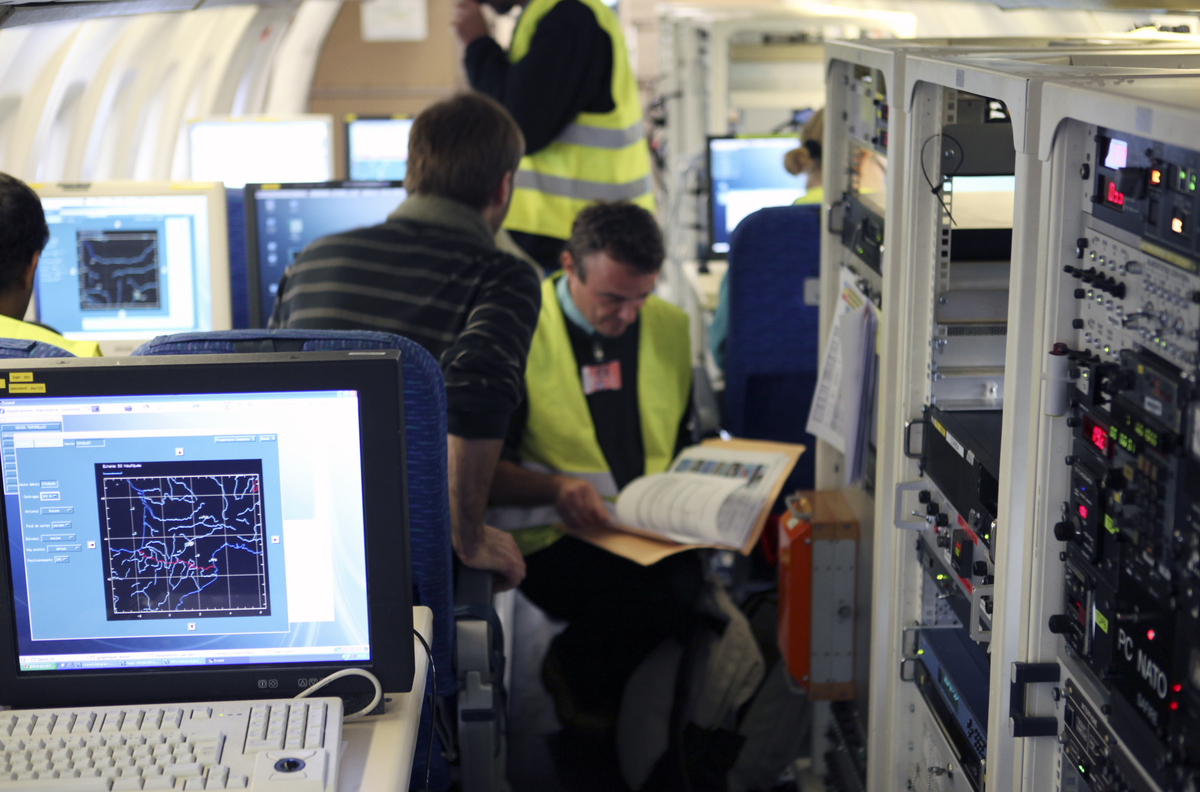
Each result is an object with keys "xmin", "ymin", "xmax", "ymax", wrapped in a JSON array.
[
  {"xmin": 414, "ymin": 629, "xmax": 437, "ymax": 792},
  {"xmin": 295, "ymin": 667, "xmax": 382, "ymax": 720},
  {"xmin": 919, "ymin": 133, "xmax": 965, "ymax": 226}
]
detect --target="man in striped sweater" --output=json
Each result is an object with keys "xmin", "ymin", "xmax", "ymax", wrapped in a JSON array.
[{"xmin": 270, "ymin": 93, "xmax": 541, "ymax": 591}]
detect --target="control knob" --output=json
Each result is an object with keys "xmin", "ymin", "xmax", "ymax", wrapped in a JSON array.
[{"xmin": 1048, "ymin": 614, "xmax": 1074, "ymax": 634}]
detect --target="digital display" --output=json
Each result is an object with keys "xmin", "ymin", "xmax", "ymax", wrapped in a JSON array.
[
  {"xmin": 1104, "ymin": 138, "xmax": 1129, "ymax": 170},
  {"xmin": 938, "ymin": 667, "xmax": 962, "ymax": 711},
  {"xmin": 1083, "ymin": 415, "xmax": 1111, "ymax": 457},
  {"xmin": 1106, "ymin": 180, "xmax": 1126, "ymax": 208}
]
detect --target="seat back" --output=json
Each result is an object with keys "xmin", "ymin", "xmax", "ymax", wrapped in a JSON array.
[
  {"xmin": 724, "ymin": 205, "xmax": 822, "ymax": 490},
  {"xmin": 0, "ymin": 338, "xmax": 77, "ymax": 358},
  {"xmin": 133, "ymin": 329, "xmax": 453, "ymax": 789}
]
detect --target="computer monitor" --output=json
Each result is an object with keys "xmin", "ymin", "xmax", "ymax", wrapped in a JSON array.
[
  {"xmin": 32, "ymin": 181, "xmax": 232, "ymax": 356},
  {"xmin": 188, "ymin": 116, "xmax": 336, "ymax": 189},
  {"xmin": 707, "ymin": 135, "xmax": 811, "ymax": 257},
  {"xmin": 0, "ymin": 351, "xmax": 413, "ymax": 707},
  {"xmin": 345, "ymin": 116, "xmax": 413, "ymax": 182},
  {"xmin": 245, "ymin": 181, "xmax": 408, "ymax": 327}
]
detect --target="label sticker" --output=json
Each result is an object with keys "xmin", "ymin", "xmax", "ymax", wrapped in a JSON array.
[
  {"xmin": 0, "ymin": 380, "xmax": 7, "ymax": 389},
  {"xmin": 933, "ymin": 418, "xmax": 946, "ymax": 437},
  {"xmin": 945, "ymin": 431, "xmax": 965, "ymax": 459},
  {"xmin": 10, "ymin": 384, "xmax": 46, "ymax": 394},
  {"xmin": 1105, "ymin": 514, "xmax": 1117, "ymax": 535},
  {"xmin": 1095, "ymin": 609, "xmax": 1109, "ymax": 634},
  {"xmin": 1144, "ymin": 396, "xmax": 1163, "ymax": 418},
  {"xmin": 581, "ymin": 361, "xmax": 622, "ymax": 395},
  {"xmin": 9, "ymin": 373, "xmax": 33, "ymax": 383}
]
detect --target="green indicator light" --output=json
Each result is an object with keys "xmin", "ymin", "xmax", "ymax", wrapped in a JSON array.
[
  {"xmin": 917, "ymin": 649, "xmax": 924, "ymax": 655},
  {"xmin": 1079, "ymin": 765, "xmax": 1086, "ymax": 773}
]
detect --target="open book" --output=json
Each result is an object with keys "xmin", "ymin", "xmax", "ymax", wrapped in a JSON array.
[{"xmin": 572, "ymin": 438, "xmax": 804, "ymax": 565}]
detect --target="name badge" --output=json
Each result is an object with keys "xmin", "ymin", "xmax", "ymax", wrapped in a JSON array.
[{"xmin": 581, "ymin": 360, "xmax": 622, "ymax": 395}]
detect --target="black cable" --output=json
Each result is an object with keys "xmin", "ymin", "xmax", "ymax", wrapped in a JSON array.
[
  {"xmin": 919, "ymin": 133, "xmax": 965, "ymax": 226},
  {"xmin": 414, "ymin": 629, "xmax": 437, "ymax": 792}
]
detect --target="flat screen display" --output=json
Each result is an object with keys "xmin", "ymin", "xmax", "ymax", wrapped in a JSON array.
[
  {"xmin": 189, "ymin": 117, "xmax": 334, "ymax": 189},
  {"xmin": 346, "ymin": 117, "xmax": 413, "ymax": 182},
  {"xmin": 707, "ymin": 136, "xmax": 809, "ymax": 256},
  {"xmin": 245, "ymin": 182, "xmax": 407, "ymax": 327}
]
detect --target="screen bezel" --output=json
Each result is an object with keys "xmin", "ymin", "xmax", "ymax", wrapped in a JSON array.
[
  {"xmin": 30, "ymin": 181, "xmax": 233, "ymax": 356},
  {"xmin": 343, "ymin": 115, "xmax": 414, "ymax": 183},
  {"xmin": 705, "ymin": 134, "xmax": 805, "ymax": 260},
  {"xmin": 244, "ymin": 181, "xmax": 407, "ymax": 328},
  {"xmin": 0, "ymin": 352, "xmax": 413, "ymax": 706}
]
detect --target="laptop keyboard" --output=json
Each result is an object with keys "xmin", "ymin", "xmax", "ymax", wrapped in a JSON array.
[{"xmin": 0, "ymin": 697, "xmax": 342, "ymax": 791}]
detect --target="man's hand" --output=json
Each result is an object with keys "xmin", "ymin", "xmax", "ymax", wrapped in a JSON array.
[
  {"xmin": 554, "ymin": 476, "xmax": 611, "ymax": 531},
  {"xmin": 457, "ymin": 523, "xmax": 526, "ymax": 592},
  {"xmin": 453, "ymin": 0, "xmax": 489, "ymax": 47}
]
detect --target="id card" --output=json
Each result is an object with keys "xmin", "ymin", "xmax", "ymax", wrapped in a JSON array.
[{"xmin": 581, "ymin": 360, "xmax": 622, "ymax": 395}]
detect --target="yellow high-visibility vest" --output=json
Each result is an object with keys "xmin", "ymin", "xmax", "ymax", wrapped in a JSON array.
[
  {"xmin": 495, "ymin": 275, "xmax": 690, "ymax": 555},
  {"xmin": 504, "ymin": 0, "xmax": 655, "ymax": 241},
  {"xmin": 0, "ymin": 315, "xmax": 101, "ymax": 357}
]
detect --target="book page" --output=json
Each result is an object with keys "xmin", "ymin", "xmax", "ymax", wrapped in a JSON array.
[{"xmin": 614, "ymin": 447, "xmax": 791, "ymax": 549}]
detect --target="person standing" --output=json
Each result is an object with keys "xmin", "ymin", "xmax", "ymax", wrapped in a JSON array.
[
  {"xmin": 454, "ymin": 0, "xmax": 655, "ymax": 273},
  {"xmin": 270, "ymin": 93, "xmax": 539, "ymax": 591}
]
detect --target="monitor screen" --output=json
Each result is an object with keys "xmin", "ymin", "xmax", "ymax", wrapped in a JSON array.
[
  {"xmin": 33, "ymin": 182, "xmax": 232, "ymax": 356},
  {"xmin": 707, "ymin": 136, "xmax": 810, "ymax": 256},
  {"xmin": 346, "ymin": 117, "xmax": 413, "ymax": 182},
  {"xmin": 189, "ymin": 116, "xmax": 335, "ymax": 189},
  {"xmin": 0, "ymin": 352, "xmax": 412, "ymax": 707},
  {"xmin": 245, "ymin": 182, "xmax": 407, "ymax": 327}
]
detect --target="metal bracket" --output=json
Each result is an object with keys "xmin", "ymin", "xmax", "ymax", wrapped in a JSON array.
[
  {"xmin": 895, "ymin": 481, "xmax": 931, "ymax": 530},
  {"xmin": 1010, "ymin": 662, "xmax": 1061, "ymax": 738},
  {"xmin": 969, "ymin": 584, "xmax": 994, "ymax": 644}
]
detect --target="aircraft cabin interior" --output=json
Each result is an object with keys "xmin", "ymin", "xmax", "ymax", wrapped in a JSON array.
[{"xmin": 5, "ymin": 0, "xmax": 1200, "ymax": 790}]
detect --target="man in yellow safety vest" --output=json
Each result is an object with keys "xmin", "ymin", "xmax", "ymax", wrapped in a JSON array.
[
  {"xmin": 0, "ymin": 173, "xmax": 101, "ymax": 357},
  {"xmin": 489, "ymin": 202, "xmax": 701, "ymax": 733},
  {"xmin": 454, "ymin": 0, "xmax": 655, "ymax": 273}
]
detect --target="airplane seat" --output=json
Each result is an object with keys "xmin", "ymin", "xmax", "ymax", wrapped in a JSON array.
[
  {"xmin": 724, "ymin": 204, "xmax": 822, "ymax": 492},
  {"xmin": 0, "ymin": 337, "xmax": 78, "ymax": 358},
  {"xmin": 132, "ymin": 328, "xmax": 508, "ymax": 792}
]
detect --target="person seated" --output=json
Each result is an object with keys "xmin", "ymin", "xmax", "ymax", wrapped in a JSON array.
[
  {"xmin": 0, "ymin": 173, "xmax": 101, "ymax": 357},
  {"xmin": 489, "ymin": 201, "xmax": 703, "ymax": 732},
  {"xmin": 708, "ymin": 108, "xmax": 823, "ymax": 371},
  {"xmin": 269, "ymin": 92, "xmax": 542, "ymax": 591}
]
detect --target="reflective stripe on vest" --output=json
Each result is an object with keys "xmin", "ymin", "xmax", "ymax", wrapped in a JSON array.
[
  {"xmin": 518, "ymin": 274, "xmax": 691, "ymax": 478},
  {"xmin": 504, "ymin": 0, "xmax": 654, "ymax": 240}
]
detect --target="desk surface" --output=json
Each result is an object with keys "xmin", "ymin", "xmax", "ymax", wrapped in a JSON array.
[{"xmin": 338, "ymin": 606, "xmax": 432, "ymax": 792}]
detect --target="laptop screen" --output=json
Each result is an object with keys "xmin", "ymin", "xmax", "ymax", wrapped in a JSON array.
[
  {"xmin": 245, "ymin": 182, "xmax": 407, "ymax": 327},
  {"xmin": 0, "ymin": 353, "xmax": 412, "ymax": 707}
]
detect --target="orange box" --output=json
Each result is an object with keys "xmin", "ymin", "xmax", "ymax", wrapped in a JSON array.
[{"xmin": 778, "ymin": 490, "xmax": 858, "ymax": 700}]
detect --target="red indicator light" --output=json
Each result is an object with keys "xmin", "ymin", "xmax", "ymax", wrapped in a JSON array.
[
  {"xmin": 1107, "ymin": 180, "xmax": 1126, "ymax": 207},
  {"xmin": 1091, "ymin": 424, "xmax": 1108, "ymax": 452},
  {"xmin": 1175, "ymin": 684, "xmax": 1183, "ymax": 693},
  {"xmin": 1078, "ymin": 504, "xmax": 1088, "ymax": 520},
  {"xmin": 1148, "ymin": 629, "xmax": 1157, "ymax": 641},
  {"xmin": 1171, "ymin": 701, "xmax": 1179, "ymax": 711}
]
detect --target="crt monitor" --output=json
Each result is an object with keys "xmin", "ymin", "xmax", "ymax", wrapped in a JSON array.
[
  {"xmin": 345, "ymin": 116, "xmax": 413, "ymax": 182},
  {"xmin": 188, "ymin": 116, "xmax": 336, "ymax": 189},
  {"xmin": 32, "ymin": 181, "xmax": 232, "ymax": 357},
  {"xmin": 245, "ymin": 181, "xmax": 407, "ymax": 327},
  {"xmin": 0, "ymin": 351, "xmax": 413, "ymax": 707},
  {"xmin": 707, "ymin": 135, "xmax": 811, "ymax": 257}
]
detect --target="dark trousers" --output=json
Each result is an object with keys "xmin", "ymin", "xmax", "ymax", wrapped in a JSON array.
[
  {"xmin": 510, "ymin": 230, "xmax": 567, "ymax": 274},
  {"xmin": 520, "ymin": 535, "xmax": 705, "ymax": 709}
]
